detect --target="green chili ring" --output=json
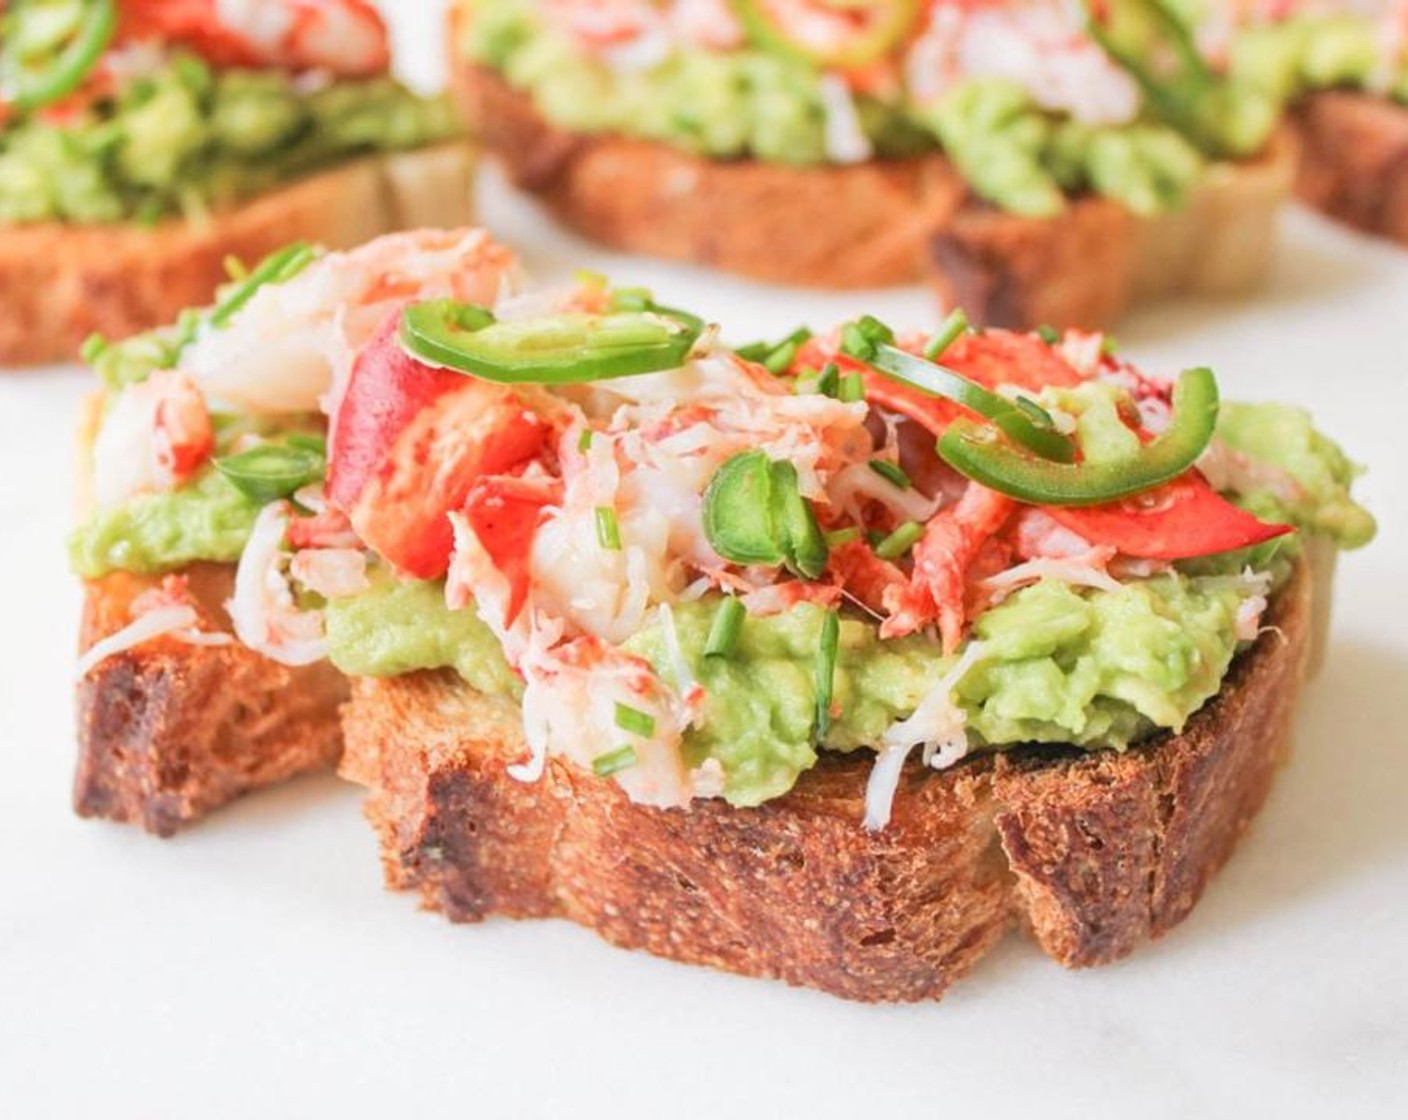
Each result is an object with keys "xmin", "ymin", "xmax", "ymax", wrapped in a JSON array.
[
  {"xmin": 401, "ymin": 300, "xmax": 702, "ymax": 385},
  {"xmin": 6, "ymin": 0, "xmax": 117, "ymax": 111},
  {"xmin": 937, "ymin": 367, "xmax": 1220, "ymax": 506}
]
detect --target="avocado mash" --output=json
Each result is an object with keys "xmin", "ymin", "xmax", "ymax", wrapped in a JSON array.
[
  {"xmin": 1227, "ymin": 13, "xmax": 1408, "ymax": 105},
  {"xmin": 323, "ymin": 571, "xmax": 1252, "ymax": 807},
  {"xmin": 0, "ymin": 52, "xmax": 460, "ymax": 225},
  {"xmin": 461, "ymin": 0, "xmax": 1262, "ymax": 217},
  {"xmin": 70, "ymin": 466, "xmax": 260, "ymax": 577}
]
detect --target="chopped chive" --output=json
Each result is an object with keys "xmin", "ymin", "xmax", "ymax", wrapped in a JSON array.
[
  {"xmin": 592, "ymin": 746, "xmax": 638, "ymax": 777},
  {"xmin": 79, "ymin": 333, "xmax": 108, "ymax": 364},
  {"xmin": 1036, "ymin": 324, "xmax": 1060, "ymax": 344},
  {"xmin": 763, "ymin": 328, "xmax": 812, "ymax": 374},
  {"xmin": 595, "ymin": 506, "xmax": 621, "ymax": 550},
  {"xmin": 815, "ymin": 610, "xmax": 840, "ymax": 739},
  {"xmin": 875, "ymin": 520, "xmax": 925, "ymax": 561},
  {"xmin": 734, "ymin": 341, "xmax": 772, "ymax": 362},
  {"xmin": 578, "ymin": 429, "xmax": 594, "ymax": 453},
  {"xmin": 838, "ymin": 371, "xmax": 865, "ymax": 403},
  {"xmin": 824, "ymin": 526, "xmax": 861, "ymax": 548},
  {"xmin": 1101, "ymin": 334, "xmax": 1120, "ymax": 355},
  {"xmin": 705, "ymin": 596, "xmax": 745, "ymax": 658},
  {"xmin": 924, "ymin": 309, "xmax": 969, "ymax": 360},
  {"xmin": 614, "ymin": 703, "xmax": 656, "ymax": 738},
  {"xmin": 223, "ymin": 255, "xmax": 249, "ymax": 282},
  {"xmin": 816, "ymin": 361, "xmax": 840, "ymax": 398},
  {"xmin": 868, "ymin": 459, "xmax": 912, "ymax": 491}
]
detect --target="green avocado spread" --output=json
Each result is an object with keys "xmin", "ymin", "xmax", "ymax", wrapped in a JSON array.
[
  {"xmin": 461, "ymin": 0, "xmax": 1219, "ymax": 218},
  {"xmin": 324, "ymin": 571, "xmax": 1252, "ymax": 807},
  {"xmin": 1227, "ymin": 14, "xmax": 1408, "ymax": 105},
  {"xmin": 0, "ymin": 51, "xmax": 460, "ymax": 225}
]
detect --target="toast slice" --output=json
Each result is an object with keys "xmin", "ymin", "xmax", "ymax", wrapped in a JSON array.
[
  {"xmin": 455, "ymin": 63, "xmax": 1293, "ymax": 328},
  {"xmin": 75, "ymin": 564, "xmax": 348, "ymax": 837},
  {"xmin": 1291, "ymin": 91, "xmax": 1408, "ymax": 245},
  {"xmin": 1, "ymin": 142, "xmax": 476, "ymax": 367},
  {"xmin": 340, "ymin": 557, "xmax": 1311, "ymax": 1003}
]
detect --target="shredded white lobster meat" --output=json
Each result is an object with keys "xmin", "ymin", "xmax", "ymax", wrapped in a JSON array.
[
  {"xmin": 76, "ymin": 606, "xmax": 233, "ymax": 679},
  {"xmin": 818, "ymin": 73, "xmax": 874, "ymax": 165},
  {"xmin": 228, "ymin": 502, "xmax": 328, "ymax": 666},
  {"xmin": 290, "ymin": 548, "xmax": 369, "ymax": 599},
  {"xmin": 864, "ymin": 641, "xmax": 989, "ymax": 831},
  {"xmin": 980, "ymin": 553, "xmax": 1122, "ymax": 604},
  {"xmin": 182, "ymin": 229, "xmax": 519, "ymax": 416}
]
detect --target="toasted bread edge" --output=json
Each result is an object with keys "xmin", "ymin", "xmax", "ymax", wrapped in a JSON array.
[{"xmin": 340, "ymin": 558, "xmax": 1312, "ymax": 1002}]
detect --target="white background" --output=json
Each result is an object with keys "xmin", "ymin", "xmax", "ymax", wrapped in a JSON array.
[{"xmin": 2, "ymin": 4, "xmax": 1406, "ymax": 1117}]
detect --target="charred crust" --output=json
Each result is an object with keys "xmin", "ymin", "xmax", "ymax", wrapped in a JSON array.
[{"xmin": 74, "ymin": 566, "xmax": 347, "ymax": 837}]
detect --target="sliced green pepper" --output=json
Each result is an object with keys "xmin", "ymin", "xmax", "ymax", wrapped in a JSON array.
[
  {"xmin": 214, "ymin": 442, "xmax": 326, "ymax": 505},
  {"xmin": 840, "ymin": 315, "xmax": 1076, "ymax": 463},
  {"xmin": 937, "ymin": 367, "xmax": 1219, "ymax": 506},
  {"xmin": 732, "ymin": 0, "xmax": 921, "ymax": 70},
  {"xmin": 702, "ymin": 450, "xmax": 829, "ymax": 578},
  {"xmin": 401, "ymin": 300, "xmax": 702, "ymax": 385},
  {"xmin": 2, "ymin": 0, "xmax": 117, "ymax": 111}
]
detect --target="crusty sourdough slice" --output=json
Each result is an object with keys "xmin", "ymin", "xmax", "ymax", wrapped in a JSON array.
[
  {"xmin": 75, "ymin": 564, "xmax": 348, "ymax": 837},
  {"xmin": 341, "ymin": 558, "xmax": 1311, "ymax": 1003},
  {"xmin": 454, "ymin": 60, "xmax": 1293, "ymax": 328},
  {"xmin": 2, "ymin": 142, "xmax": 476, "ymax": 367},
  {"xmin": 1291, "ymin": 91, "xmax": 1408, "ymax": 245}
]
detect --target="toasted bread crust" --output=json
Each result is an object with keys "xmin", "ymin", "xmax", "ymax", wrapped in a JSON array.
[
  {"xmin": 2, "ymin": 143, "xmax": 476, "ymax": 367},
  {"xmin": 454, "ymin": 60, "xmax": 1291, "ymax": 327},
  {"xmin": 342, "ymin": 560, "xmax": 1311, "ymax": 1002},
  {"xmin": 1292, "ymin": 91, "xmax": 1408, "ymax": 245},
  {"xmin": 76, "ymin": 564, "xmax": 348, "ymax": 837}
]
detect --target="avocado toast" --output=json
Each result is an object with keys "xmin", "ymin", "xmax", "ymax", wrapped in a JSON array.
[
  {"xmin": 71, "ymin": 228, "xmax": 519, "ymax": 833},
  {"xmin": 70, "ymin": 227, "xmax": 1376, "ymax": 995},
  {"xmin": 0, "ymin": 0, "xmax": 475, "ymax": 366},
  {"xmin": 1200, "ymin": 1, "xmax": 1408, "ymax": 244},
  {"xmin": 450, "ymin": 0, "xmax": 1294, "ymax": 328}
]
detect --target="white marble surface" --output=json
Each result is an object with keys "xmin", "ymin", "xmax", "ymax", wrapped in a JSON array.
[{"xmin": 2, "ymin": 3, "xmax": 1407, "ymax": 1117}]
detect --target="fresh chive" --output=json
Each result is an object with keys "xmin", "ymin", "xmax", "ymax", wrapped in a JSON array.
[
  {"xmin": 79, "ymin": 333, "xmax": 108, "ymax": 364},
  {"xmin": 704, "ymin": 596, "xmax": 746, "ymax": 658},
  {"xmin": 838, "ymin": 371, "xmax": 865, "ymax": 403},
  {"xmin": 763, "ymin": 328, "xmax": 812, "ymax": 374},
  {"xmin": 1036, "ymin": 324, "xmax": 1060, "ymax": 344},
  {"xmin": 868, "ymin": 459, "xmax": 912, "ymax": 491},
  {"xmin": 211, "ymin": 242, "xmax": 315, "ymax": 329},
  {"xmin": 223, "ymin": 255, "xmax": 249, "ymax": 282},
  {"xmin": 764, "ymin": 340, "xmax": 800, "ymax": 374},
  {"xmin": 595, "ymin": 506, "xmax": 621, "ymax": 550},
  {"xmin": 734, "ymin": 341, "xmax": 772, "ymax": 363},
  {"xmin": 578, "ymin": 429, "xmax": 593, "ymax": 452},
  {"xmin": 924, "ymin": 309, "xmax": 969, "ymax": 360},
  {"xmin": 815, "ymin": 610, "xmax": 840, "ymax": 739},
  {"xmin": 1102, "ymin": 334, "xmax": 1120, "ymax": 355},
  {"xmin": 592, "ymin": 746, "xmax": 638, "ymax": 777},
  {"xmin": 875, "ymin": 520, "xmax": 925, "ymax": 561},
  {"xmin": 823, "ymin": 526, "xmax": 861, "ymax": 548},
  {"xmin": 614, "ymin": 703, "xmax": 656, "ymax": 738},
  {"xmin": 815, "ymin": 361, "xmax": 840, "ymax": 398}
]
